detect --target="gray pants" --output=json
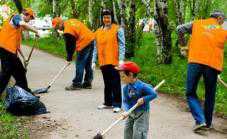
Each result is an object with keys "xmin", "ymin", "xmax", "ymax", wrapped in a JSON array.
[{"xmin": 124, "ymin": 111, "xmax": 150, "ymax": 139}]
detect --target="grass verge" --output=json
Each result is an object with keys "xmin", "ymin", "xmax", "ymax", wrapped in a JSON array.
[{"xmin": 0, "ymin": 100, "xmax": 29, "ymax": 139}]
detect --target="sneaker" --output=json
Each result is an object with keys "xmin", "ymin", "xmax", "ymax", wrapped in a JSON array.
[
  {"xmin": 202, "ymin": 125, "xmax": 214, "ymax": 131},
  {"xmin": 82, "ymin": 83, "xmax": 92, "ymax": 89},
  {"xmin": 97, "ymin": 104, "xmax": 113, "ymax": 110},
  {"xmin": 193, "ymin": 123, "xmax": 207, "ymax": 132},
  {"xmin": 65, "ymin": 84, "xmax": 82, "ymax": 91},
  {"xmin": 113, "ymin": 107, "xmax": 121, "ymax": 113}
]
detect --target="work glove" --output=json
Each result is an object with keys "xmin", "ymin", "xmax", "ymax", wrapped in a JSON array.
[{"xmin": 92, "ymin": 63, "xmax": 96, "ymax": 70}]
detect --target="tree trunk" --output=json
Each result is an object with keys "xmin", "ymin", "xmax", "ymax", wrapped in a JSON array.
[
  {"xmin": 173, "ymin": 0, "xmax": 185, "ymax": 25},
  {"xmin": 88, "ymin": 0, "xmax": 93, "ymax": 27},
  {"xmin": 142, "ymin": 0, "xmax": 151, "ymax": 17},
  {"xmin": 70, "ymin": 0, "xmax": 78, "ymax": 18},
  {"xmin": 173, "ymin": 0, "xmax": 186, "ymax": 57},
  {"xmin": 53, "ymin": 0, "xmax": 60, "ymax": 17},
  {"xmin": 126, "ymin": 0, "xmax": 136, "ymax": 58},
  {"xmin": 154, "ymin": 0, "xmax": 172, "ymax": 64},
  {"xmin": 112, "ymin": 0, "xmax": 119, "ymax": 24},
  {"xmin": 53, "ymin": 0, "xmax": 56, "ymax": 16},
  {"xmin": 118, "ymin": 0, "xmax": 126, "ymax": 28}
]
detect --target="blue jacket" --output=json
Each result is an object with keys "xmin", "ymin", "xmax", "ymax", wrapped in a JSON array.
[{"xmin": 123, "ymin": 80, "xmax": 157, "ymax": 112}]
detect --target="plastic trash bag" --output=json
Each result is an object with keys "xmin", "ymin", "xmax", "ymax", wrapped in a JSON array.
[{"xmin": 4, "ymin": 86, "xmax": 47, "ymax": 115}]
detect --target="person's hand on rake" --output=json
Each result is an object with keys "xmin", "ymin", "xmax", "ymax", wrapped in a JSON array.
[
  {"xmin": 92, "ymin": 63, "xmax": 96, "ymax": 70},
  {"xmin": 66, "ymin": 54, "xmax": 73, "ymax": 65},
  {"xmin": 137, "ymin": 98, "xmax": 145, "ymax": 106},
  {"xmin": 65, "ymin": 60, "xmax": 71, "ymax": 66},
  {"xmin": 24, "ymin": 59, "xmax": 29, "ymax": 67},
  {"xmin": 120, "ymin": 111, "xmax": 128, "ymax": 120}
]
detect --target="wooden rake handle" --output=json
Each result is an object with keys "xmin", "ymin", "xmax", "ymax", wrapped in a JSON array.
[
  {"xmin": 24, "ymin": 37, "xmax": 38, "ymax": 69},
  {"xmin": 101, "ymin": 80, "xmax": 166, "ymax": 136}
]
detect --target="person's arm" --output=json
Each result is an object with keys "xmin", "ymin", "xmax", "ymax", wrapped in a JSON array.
[
  {"xmin": 63, "ymin": 33, "xmax": 76, "ymax": 62},
  {"xmin": 122, "ymin": 86, "xmax": 130, "ymax": 110},
  {"xmin": 11, "ymin": 15, "xmax": 39, "ymax": 37},
  {"xmin": 142, "ymin": 84, "xmax": 157, "ymax": 103},
  {"xmin": 20, "ymin": 21, "xmax": 38, "ymax": 34},
  {"xmin": 92, "ymin": 41, "xmax": 97, "ymax": 64},
  {"xmin": 117, "ymin": 27, "xmax": 125, "ymax": 64},
  {"xmin": 176, "ymin": 22, "xmax": 193, "ymax": 46}
]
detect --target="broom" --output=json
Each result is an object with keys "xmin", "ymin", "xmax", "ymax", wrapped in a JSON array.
[
  {"xmin": 32, "ymin": 62, "xmax": 71, "ymax": 94},
  {"xmin": 93, "ymin": 80, "xmax": 165, "ymax": 139}
]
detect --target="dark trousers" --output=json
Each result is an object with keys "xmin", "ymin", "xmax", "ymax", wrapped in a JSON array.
[
  {"xmin": 0, "ymin": 48, "xmax": 30, "ymax": 94},
  {"xmin": 186, "ymin": 63, "xmax": 218, "ymax": 127},
  {"xmin": 72, "ymin": 41, "xmax": 94, "ymax": 86},
  {"xmin": 100, "ymin": 65, "xmax": 122, "ymax": 107}
]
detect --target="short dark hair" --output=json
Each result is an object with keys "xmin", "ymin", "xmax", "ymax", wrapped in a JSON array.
[
  {"xmin": 124, "ymin": 70, "xmax": 138, "ymax": 78},
  {"xmin": 101, "ymin": 8, "xmax": 116, "ymax": 26},
  {"xmin": 210, "ymin": 10, "xmax": 225, "ymax": 19}
]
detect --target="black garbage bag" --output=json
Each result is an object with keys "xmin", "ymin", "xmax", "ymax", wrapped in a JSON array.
[{"xmin": 4, "ymin": 86, "xmax": 47, "ymax": 116}]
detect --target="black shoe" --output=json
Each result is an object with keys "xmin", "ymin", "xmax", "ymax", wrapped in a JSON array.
[
  {"xmin": 65, "ymin": 84, "xmax": 82, "ymax": 91},
  {"xmin": 82, "ymin": 83, "xmax": 92, "ymax": 89},
  {"xmin": 202, "ymin": 125, "xmax": 214, "ymax": 131}
]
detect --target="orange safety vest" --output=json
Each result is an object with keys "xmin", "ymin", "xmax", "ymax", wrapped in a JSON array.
[
  {"xmin": 63, "ymin": 19, "xmax": 94, "ymax": 51},
  {"xmin": 188, "ymin": 18, "xmax": 227, "ymax": 71},
  {"xmin": 95, "ymin": 24, "xmax": 119, "ymax": 66},
  {"xmin": 0, "ymin": 15, "xmax": 22, "ymax": 54}
]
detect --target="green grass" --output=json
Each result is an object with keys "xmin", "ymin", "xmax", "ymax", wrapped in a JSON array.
[
  {"xmin": 0, "ymin": 101, "xmax": 29, "ymax": 139},
  {"xmin": 23, "ymin": 37, "xmax": 66, "ymax": 58},
  {"xmin": 23, "ymin": 34, "xmax": 227, "ymax": 116}
]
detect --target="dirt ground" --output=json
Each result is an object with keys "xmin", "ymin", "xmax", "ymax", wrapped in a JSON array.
[{"xmin": 21, "ymin": 46, "xmax": 227, "ymax": 139}]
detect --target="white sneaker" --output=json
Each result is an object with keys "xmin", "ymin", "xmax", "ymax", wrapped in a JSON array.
[
  {"xmin": 193, "ymin": 123, "xmax": 206, "ymax": 132},
  {"xmin": 97, "ymin": 104, "xmax": 113, "ymax": 110},
  {"xmin": 113, "ymin": 107, "xmax": 121, "ymax": 113}
]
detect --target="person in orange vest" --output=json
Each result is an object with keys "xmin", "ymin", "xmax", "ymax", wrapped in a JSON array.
[
  {"xmin": 0, "ymin": 8, "xmax": 39, "ymax": 98},
  {"xmin": 52, "ymin": 17, "xmax": 95, "ymax": 90},
  {"xmin": 92, "ymin": 9, "xmax": 125, "ymax": 113},
  {"xmin": 177, "ymin": 10, "xmax": 227, "ymax": 133}
]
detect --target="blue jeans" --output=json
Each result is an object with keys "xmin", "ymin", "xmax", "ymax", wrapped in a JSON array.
[
  {"xmin": 186, "ymin": 63, "xmax": 218, "ymax": 126},
  {"xmin": 72, "ymin": 41, "xmax": 94, "ymax": 86}
]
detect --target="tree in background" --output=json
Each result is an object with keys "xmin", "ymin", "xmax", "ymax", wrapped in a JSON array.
[
  {"xmin": 142, "ymin": 0, "xmax": 151, "ymax": 18},
  {"xmin": 18, "ymin": 0, "xmax": 226, "ymax": 63},
  {"xmin": 154, "ymin": 0, "xmax": 172, "ymax": 64},
  {"xmin": 126, "ymin": 0, "xmax": 136, "ymax": 58}
]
